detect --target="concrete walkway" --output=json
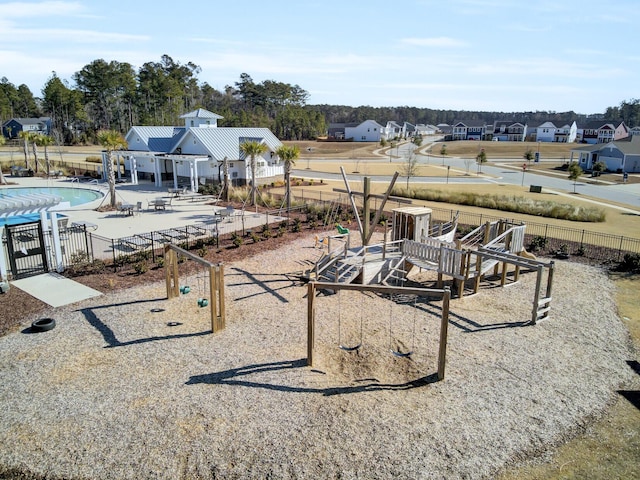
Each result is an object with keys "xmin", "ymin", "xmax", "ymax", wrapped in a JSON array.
[{"xmin": 12, "ymin": 272, "xmax": 102, "ymax": 307}]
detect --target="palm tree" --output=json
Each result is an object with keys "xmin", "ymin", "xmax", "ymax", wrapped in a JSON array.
[
  {"xmin": 18, "ymin": 131, "xmax": 30, "ymax": 169},
  {"xmin": 35, "ymin": 135, "xmax": 55, "ymax": 176},
  {"xmin": 28, "ymin": 133, "xmax": 41, "ymax": 173},
  {"xmin": 97, "ymin": 129, "xmax": 127, "ymax": 207},
  {"xmin": 0, "ymin": 135, "xmax": 6, "ymax": 185},
  {"xmin": 239, "ymin": 140, "xmax": 268, "ymax": 206},
  {"xmin": 275, "ymin": 144, "xmax": 300, "ymax": 212}
]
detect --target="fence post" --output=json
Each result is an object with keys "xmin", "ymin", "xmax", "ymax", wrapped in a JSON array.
[{"xmin": 111, "ymin": 239, "xmax": 117, "ymax": 272}]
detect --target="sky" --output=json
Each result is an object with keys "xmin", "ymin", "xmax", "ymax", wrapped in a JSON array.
[{"xmin": 0, "ymin": 0, "xmax": 638, "ymax": 115}]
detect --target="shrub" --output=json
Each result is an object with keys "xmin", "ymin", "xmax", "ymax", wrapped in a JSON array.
[
  {"xmin": 231, "ymin": 232, "xmax": 243, "ymax": 248},
  {"xmin": 529, "ymin": 236, "xmax": 548, "ymax": 252},
  {"xmin": 292, "ymin": 218, "xmax": 302, "ymax": 232},
  {"xmin": 133, "ymin": 261, "xmax": 148, "ymax": 275},
  {"xmin": 250, "ymin": 231, "xmax": 261, "ymax": 243},
  {"xmin": 615, "ymin": 253, "xmax": 640, "ymax": 273}
]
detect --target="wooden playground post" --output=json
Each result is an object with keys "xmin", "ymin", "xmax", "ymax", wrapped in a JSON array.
[
  {"xmin": 437, "ymin": 287, "xmax": 451, "ymax": 381},
  {"xmin": 307, "ymin": 282, "xmax": 315, "ymax": 366}
]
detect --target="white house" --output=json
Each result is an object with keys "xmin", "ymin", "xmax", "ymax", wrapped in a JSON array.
[
  {"xmin": 534, "ymin": 121, "xmax": 557, "ymax": 142},
  {"xmin": 534, "ymin": 121, "xmax": 577, "ymax": 143},
  {"xmin": 344, "ymin": 120, "xmax": 384, "ymax": 142},
  {"xmin": 117, "ymin": 109, "xmax": 283, "ymax": 191}
]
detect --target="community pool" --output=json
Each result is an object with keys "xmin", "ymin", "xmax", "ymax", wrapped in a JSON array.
[{"xmin": 0, "ymin": 187, "xmax": 103, "ymax": 207}]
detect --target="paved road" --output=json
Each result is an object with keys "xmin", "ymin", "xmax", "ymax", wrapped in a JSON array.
[{"xmin": 293, "ymin": 148, "xmax": 640, "ymax": 211}]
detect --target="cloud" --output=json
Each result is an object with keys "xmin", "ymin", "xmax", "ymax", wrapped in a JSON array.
[
  {"xmin": 401, "ymin": 37, "xmax": 468, "ymax": 48},
  {"xmin": 0, "ymin": 25, "xmax": 148, "ymax": 44},
  {"xmin": 1, "ymin": 1, "xmax": 85, "ymax": 18}
]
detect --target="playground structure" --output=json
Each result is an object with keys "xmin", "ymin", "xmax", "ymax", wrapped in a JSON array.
[
  {"xmin": 306, "ymin": 172, "xmax": 556, "ymax": 326},
  {"xmin": 164, "ymin": 244, "xmax": 226, "ymax": 332}
]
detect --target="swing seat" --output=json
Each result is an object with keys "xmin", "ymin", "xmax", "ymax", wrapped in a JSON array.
[
  {"xmin": 180, "ymin": 286, "xmax": 191, "ymax": 294},
  {"xmin": 391, "ymin": 349, "xmax": 412, "ymax": 358},
  {"xmin": 339, "ymin": 343, "xmax": 361, "ymax": 352},
  {"xmin": 198, "ymin": 298, "xmax": 209, "ymax": 308},
  {"xmin": 336, "ymin": 224, "xmax": 349, "ymax": 235}
]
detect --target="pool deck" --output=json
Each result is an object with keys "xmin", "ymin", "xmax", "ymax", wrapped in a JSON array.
[{"xmin": 1, "ymin": 176, "xmax": 285, "ymax": 239}]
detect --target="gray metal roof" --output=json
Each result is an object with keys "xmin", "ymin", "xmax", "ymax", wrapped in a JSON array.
[
  {"xmin": 126, "ymin": 126, "xmax": 185, "ymax": 152},
  {"xmin": 175, "ymin": 127, "xmax": 283, "ymax": 160},
  {"xmin": 179, "ymin": 108, "xmax": 224, "ymax": 119}
]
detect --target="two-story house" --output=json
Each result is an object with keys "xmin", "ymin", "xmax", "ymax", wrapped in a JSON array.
[
  {"xmin": 534, "ymin": 121, "xmax": 577, "ymax": 143},
  {"xmin": 491, "ymin": 121, "xmax": 527, "ymax": 142},
  {"xmin": 2, "ymin": 117, "xmax": 52, "ymax": 139},
  {"xmin": 452, "ymin": 121, "xmax": 487, "ymax": 141},
  {"xmin": 577, "ymin": 120, "xmax": 628, "ymax": 144}
]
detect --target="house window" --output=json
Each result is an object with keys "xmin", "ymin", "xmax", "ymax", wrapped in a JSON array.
[
  {"xmin": 190, "ymin": 120, "xmax": 194, "ymax": 127},
  {"xmin": 232, "ymin": 172, "xmax": 238, "ymax": 178},
  {"xmin": 361, "ymin": 136, "xmax": 366, "ymax": 141},
  {"xmin": 229, "ymin": 163, "xmax": 234, "ymax": 168}
]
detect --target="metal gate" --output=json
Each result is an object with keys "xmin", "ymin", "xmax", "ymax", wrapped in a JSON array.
[{"xmin": 4, "ymin": 221, "xmax": 49, "ymax": 279}]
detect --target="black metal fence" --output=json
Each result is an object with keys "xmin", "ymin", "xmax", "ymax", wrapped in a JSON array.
[{"xmin": 277, "ymin": 189, "xmax": 640, "ymax": 263}]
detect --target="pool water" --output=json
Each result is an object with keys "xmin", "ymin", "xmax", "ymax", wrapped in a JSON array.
[
  {"xmin": 0, "ymin": 187, "xmax": 103, "ymax": 207},
  {"xmin": 0, "ymin": 212, "xmax": 65, "ymax": 228}
]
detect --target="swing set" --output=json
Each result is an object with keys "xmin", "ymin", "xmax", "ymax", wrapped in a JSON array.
[
  {"xmin": 306, "ymin": 281, "xmax": 451, "ymax": 381},
  {"xmin": 164, "ymin": 244, "xmax": 226, "ymax": 332}
]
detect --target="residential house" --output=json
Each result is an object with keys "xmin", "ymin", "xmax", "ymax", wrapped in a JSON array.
[
  {"xmin": 415, "ymin": 124, "xmax": 439, "ymax": 135},
  {"xmin": 403, "ymin": 122, "xmax": 416, "ymax": 139},
  {"xmin": 628, "ymin": 126, "xmax": 640, "ymax": 137},
  {"xmin": 121, "ymin": 108, "xmax": 283, "ymax": 191},
  {"xmin": 534, "ymin": 121, "xmax": 577, "ymax": 143},
  {"xmin": 2, "ymin": 117, "xmax": 52, "ymax": 139},
  {"xmin": 451, "ymin": 120, "xmax": 487, "ymax": 141},
  {"xmin": 491, "ymin": 121, "xmax": 527, "ymax": 142},
  {"xmin": 381, "ymin": 121, "xmax": 403, "ymax": 141},
  {"xmin": 577, "ymin": 120, "xmax": 628, "ymax": 144},
  {"xmin": 345, "ymin": 119, "xmax": 384, "ymax": 142},
  {"xmin": 570, "ymin": 135, "xmax": 640, "ymax": 172}
]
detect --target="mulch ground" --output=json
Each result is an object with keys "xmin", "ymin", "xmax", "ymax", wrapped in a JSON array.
[{"xmin": 0, "ymin": 223, "xmax": 326, "ymax": 337}]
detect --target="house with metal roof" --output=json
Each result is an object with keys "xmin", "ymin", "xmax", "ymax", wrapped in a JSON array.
[
  {"xmin": 119, "ymin": 109, "xmax": 283, "ymax": 191},
  {"xmin": 570, "ymin": 135, "xmax": 640, "ymax": 172}
]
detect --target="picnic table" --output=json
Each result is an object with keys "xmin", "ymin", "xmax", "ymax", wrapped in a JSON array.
[
  {"xmin": 118, "ymin": 203, "xmax": 134, "ymax": 216},
  {"xmin": 148, "ymin": 198, "xmax": 170, "ymax": 211},
  {"xmin": 168, "ymin": 186, "xmax": 187, "ymax": 197}
]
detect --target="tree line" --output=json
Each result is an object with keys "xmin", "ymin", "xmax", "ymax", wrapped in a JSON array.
[{"xmin": 1, "ymin": 54, "xmax": 638, "ymax": 145}]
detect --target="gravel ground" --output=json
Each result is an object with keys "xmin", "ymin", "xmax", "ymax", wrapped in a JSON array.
[{"xmin": 0, "ymin": 233, "xmax": 635, "ymax": 479}]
